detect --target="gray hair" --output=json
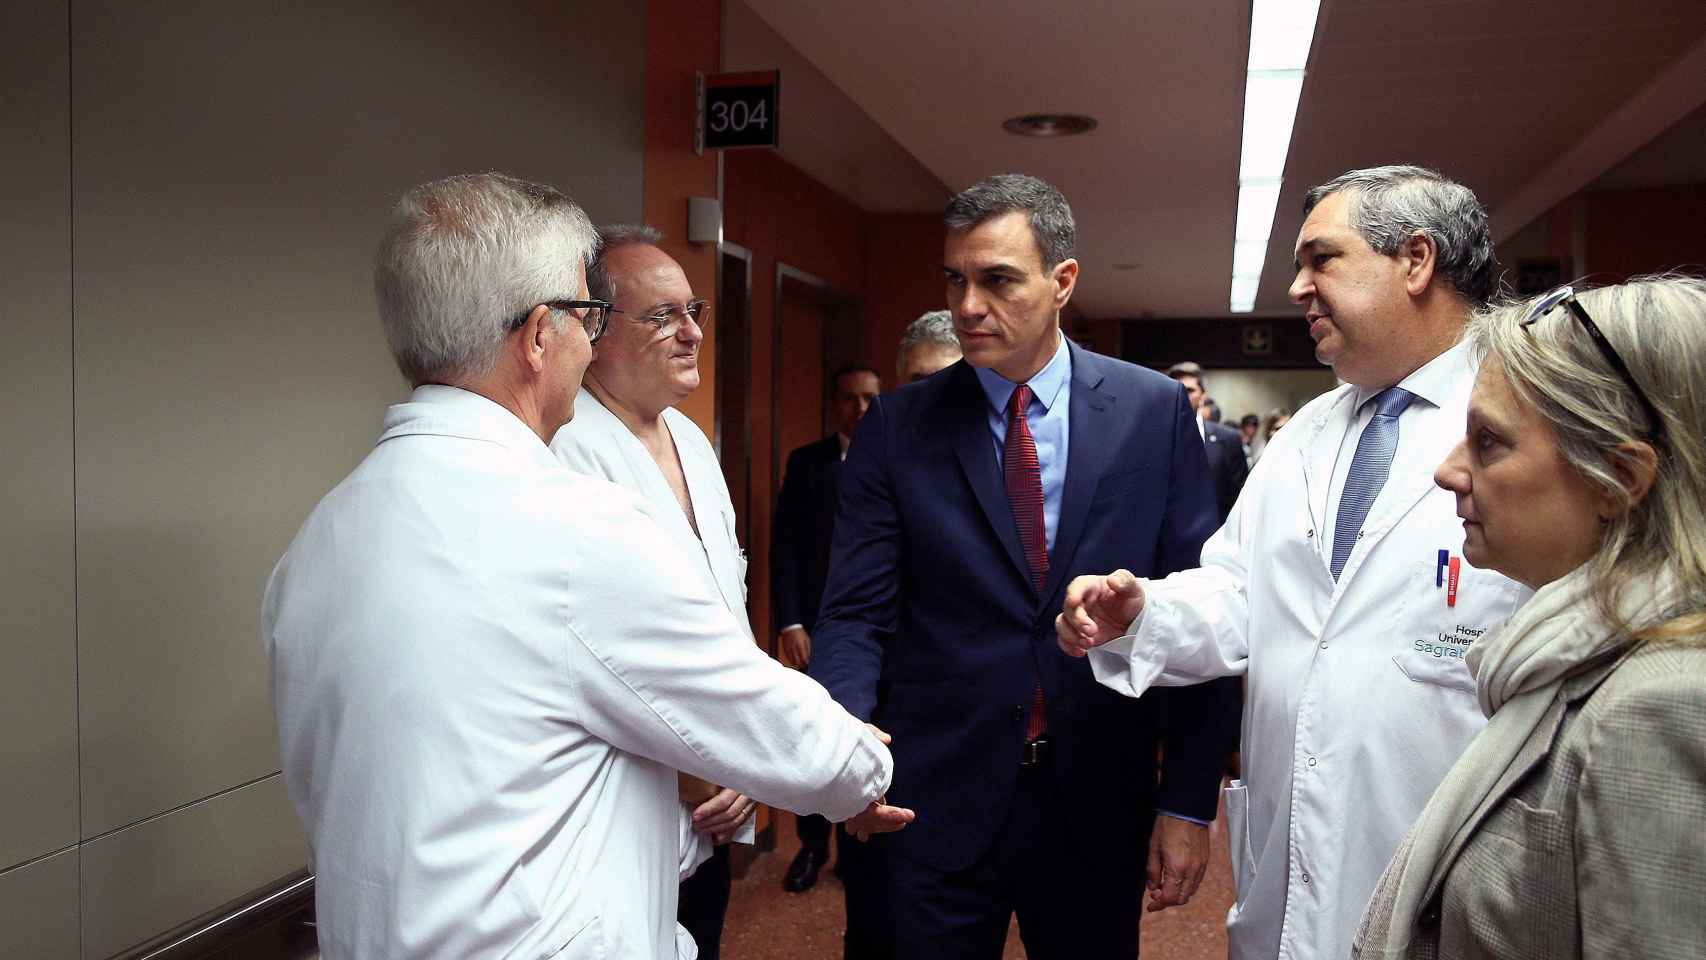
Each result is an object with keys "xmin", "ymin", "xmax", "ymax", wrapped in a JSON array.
[
  {"xmin": 374, "ymin": 172, "xmax": 596, "ymax": 386},
  {"xmin": 944, "ymin": 173, "xmax": 1075, "ymax": 268},
  {"xmin": 1302, "ymin": 165, "xmax": 1498, "ymax": 307},
  {"xmin": 1471, "ymin": 275, "xmax": 1706, "ymax": 640},
  {"xmin": 588, "ymin": 223, "xmax": 665, "ymax": 302},
  {"xmin": 899, "ymin": 310, "xmax": 957, "ymax": 353}
]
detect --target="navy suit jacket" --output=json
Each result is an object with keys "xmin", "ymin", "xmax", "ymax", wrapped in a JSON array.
[
  {"xmin": 811, "ymin": 340, "xmax": 1229, "ymax": 872},
  {"xmin": 1202, "ymin": 419, "xmax": 1250, "ymax": 523},
  {"xmin": 771, "ymin": 435, "xmax": 842, "ymax": 633}
]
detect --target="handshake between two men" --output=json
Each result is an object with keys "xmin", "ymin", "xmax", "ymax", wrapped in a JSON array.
[{"xmin": 830, "ymin": 564, "xmax": 1214, "ymax": 919}]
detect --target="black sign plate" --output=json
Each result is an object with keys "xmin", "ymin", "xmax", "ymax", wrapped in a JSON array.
[{"xmin": 704, "ymin": 75, "xmax": 779, "ymax": 149}]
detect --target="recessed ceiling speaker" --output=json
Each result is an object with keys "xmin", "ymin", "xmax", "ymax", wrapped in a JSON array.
[{"xmin": 1002, "ymin": 114, "xmax": 1098, "ymax": 138}]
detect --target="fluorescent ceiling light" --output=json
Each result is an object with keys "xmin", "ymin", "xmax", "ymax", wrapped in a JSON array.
[
  {"xmin": 1239, "ymin": 72, "xmax": 1304, "ymax": 180},
  {"xmin": 1230, "ymin": 0, "xmax": 1320, "ymax": 312},
  {"xmin": 1235, "ymin": 179, "xmax": 1283, "ymax": 242},
  {"xmin": 1230, "ymin": 274, "xmax": 1261, "ymax": 313},
  {"xmin": 1247, "ymin": 0, "xmax": 1321, "ymax": 71},
  {"xmin": 1233, "ymin": 239, "xmax": 1268, "ymax": 278}
]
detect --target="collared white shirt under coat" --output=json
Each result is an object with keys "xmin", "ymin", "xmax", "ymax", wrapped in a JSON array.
[
  {"xmin": 550, "ymin": 387, "xmax": 758, "ymax": 874},
  {"xmin": 1087, "ymin": 341, "xmax": 1530, "ymax": 960},
  {"xmin": 264, "ymin": 386, "xmax": 890, "ymax": 960}
]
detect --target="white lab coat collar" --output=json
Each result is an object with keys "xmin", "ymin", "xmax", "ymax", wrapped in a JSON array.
[
  {"xmin": 381, "ymin": 383, "xmax": 562, "ymax": 472},
  {"xmin": 1348, "ymin": 338, "xmax": 1470, "ymax": 416},
  {"xmin": 551, "ymin": 389, "xmax": 752, "ymax": 637}
]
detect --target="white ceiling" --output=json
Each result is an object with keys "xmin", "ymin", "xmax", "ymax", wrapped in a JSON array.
[{"xmin": 730, "ymin": 0, "xmax": 1706, "ymax": 319}]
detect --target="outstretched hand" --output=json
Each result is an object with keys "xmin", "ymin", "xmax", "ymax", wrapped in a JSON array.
[
  {"xmin": 847, "ymin": 723, "xmax": 915, "ymax": 841},
  {"xmin": 1056, "ymin": 569, "xmax": 1146, "ymax": 657}
]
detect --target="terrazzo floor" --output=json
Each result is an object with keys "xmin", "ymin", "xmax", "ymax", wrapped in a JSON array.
[{"xmin": 721, "ymin": 796, "xmax": 1235, "ymax": 959}]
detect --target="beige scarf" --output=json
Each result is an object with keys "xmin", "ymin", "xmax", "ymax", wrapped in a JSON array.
[{"xmin": 1353, "ymin": 563, "xmax": 1679, "ymax": 957}]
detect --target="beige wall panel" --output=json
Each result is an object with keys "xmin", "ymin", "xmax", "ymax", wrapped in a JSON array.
[
  {"xmin": 72, "ymin": 0, "xmax": 645, "ymax": 836},
  {"xmin": 80, "ymin": 775, "xmax": 304, "ymax": 959},
  {"xmin": 1207, "ymin": 368, "xmax": 1341, "ymax": 425},
  {"xmin": 0, "ymin": 849, "xmax": 81, "ymax": 960},
  {"xmin": 0, "ymin": 0, "xmax": 80, "ymax": 870}
]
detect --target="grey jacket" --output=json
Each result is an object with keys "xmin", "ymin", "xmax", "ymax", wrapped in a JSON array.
[{"xmin": 1359, "ymin": 638, "xmax": 1706, "ymax": 959}]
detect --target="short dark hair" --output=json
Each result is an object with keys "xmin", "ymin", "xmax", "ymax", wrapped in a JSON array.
[
  {"xmin": 1166, "ymin": 361, "xmax": 1206, "ymax": 391},
  {"xmin": 1240, "ymin": 413, "xmax": 1260, "ymax": 428},
  {"xmin": 944, "ymin": 174, "xmax": 1075, "ymax": 268},
  {"xmin": 1301, "ymin": 165, "xmax": 1498, "ymax": 307},
  {"xmin": 587, "ymin": 223, "xmax": 664, "ymax": 302},
  {"xmin": 831, "ymin": 365, "xmax": 880, "ymax": 393}
]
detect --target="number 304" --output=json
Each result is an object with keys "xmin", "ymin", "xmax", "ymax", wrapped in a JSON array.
[{"xmin": 710, "ymin": 99, "xmax": 768, "ymax": 133}]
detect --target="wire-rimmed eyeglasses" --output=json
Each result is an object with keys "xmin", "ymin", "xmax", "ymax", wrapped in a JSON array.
[
  {"xmin": 508, "ymin": 299, "xmax": 613, "ymax": 344},
  {"xmin": 1521, "ymin": 285, "xmax": 1664, "ymax": 444},
  {"xmin": 611, "ymin": 299, "xmax": 711, "ymax": 338}
]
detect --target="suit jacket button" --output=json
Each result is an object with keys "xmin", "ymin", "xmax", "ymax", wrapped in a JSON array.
[{"xmin": 1012, "ymin": 705, "xmax": 1025, "ymax": 720}]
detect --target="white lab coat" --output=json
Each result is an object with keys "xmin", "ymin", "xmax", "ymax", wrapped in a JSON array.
[
  {"xmin": 1089, "ymin": 342, "xmax": 1529, "ymax": 960},
  {"xmin": 264, "ymin": 386, "xmax": 890, "ymax": 960},
  {"xmin": 549, "ymin": 388, "xmax": 757, "ymax": 877}
]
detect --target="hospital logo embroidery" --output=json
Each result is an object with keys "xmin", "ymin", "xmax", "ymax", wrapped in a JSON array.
[{"xmin": 1413, "ymin": 623, "xmax": 1486, "ymax": 660}]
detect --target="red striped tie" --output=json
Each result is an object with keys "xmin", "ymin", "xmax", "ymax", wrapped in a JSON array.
[{"xmin": 1005, "ymin": 384, "xmax": 1048, "ymax": 740}]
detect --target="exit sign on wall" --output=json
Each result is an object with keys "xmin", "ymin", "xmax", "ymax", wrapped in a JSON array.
[{"xmin": 697, "ymin": 70, "xmax": 780, "ymax": 151}]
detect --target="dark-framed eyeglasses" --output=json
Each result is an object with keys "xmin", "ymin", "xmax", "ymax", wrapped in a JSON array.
[
  {"xmin": 508, "ymin": 299, "xmax": 613, "ymax": 344},
  {"xmin": 1521, "ymin": 284, "xmax": 1664, "ymax": 444},
  {"xmin": 611, "ymin": 299, "xmax": 711, "ymax": 338}
]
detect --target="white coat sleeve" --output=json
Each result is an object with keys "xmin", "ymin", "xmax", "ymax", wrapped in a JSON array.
[
  {"xmin": 560, "ymin": 495, "xmax": 891, "ymax": 823},
  {"xmin": 1088, "ymin": 466, "xmax": 1257, "ymax": 697}
]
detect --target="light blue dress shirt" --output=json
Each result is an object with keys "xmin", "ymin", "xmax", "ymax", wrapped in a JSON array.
[
  {"xmin": 974, "ymin": 338, "xmax": 1206, "ymax": 827},
  {"xmin": 973, "ymin": 334, "xmax": 1071, "ymax": 554}
]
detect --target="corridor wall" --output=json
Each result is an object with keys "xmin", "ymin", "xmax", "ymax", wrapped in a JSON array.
[{"xmin": 0, "ymin": 2, "xmax": 644, "ymax": 955}]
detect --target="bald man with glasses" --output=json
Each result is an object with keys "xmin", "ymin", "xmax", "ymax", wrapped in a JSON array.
[{"xmin": 551, "ymin": 224, "xmax": 878, "ymax": 960}]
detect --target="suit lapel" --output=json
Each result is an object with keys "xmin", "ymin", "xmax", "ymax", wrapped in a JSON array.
[
  {"xmin": 949, "ymin": 364, "xmax": 1032, "ymax": 589},
  {"xmin": 823, "ymin": 438, "xmax": 842, "ymax": 510},
  {"xmin": 1043, "ymin": 341, "xmax": 1111, "ymax": 604},
  {"xmin": 1298, "ymin": 390, "xmax": 1353, "ymax": 579}
]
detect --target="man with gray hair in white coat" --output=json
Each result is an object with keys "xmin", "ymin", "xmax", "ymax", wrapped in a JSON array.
[
  {"xmin": 1057, "ymin": 166, "xmax": 1530, "ymax": 960},
  {"xmin": 263, "ymin": 173, "xmax": 894, "ymax": 960}
]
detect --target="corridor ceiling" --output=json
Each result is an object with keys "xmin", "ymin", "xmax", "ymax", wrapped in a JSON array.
[{"xmin": 729, "ymin": 0, "xmax": 1706, "ymax": 319}]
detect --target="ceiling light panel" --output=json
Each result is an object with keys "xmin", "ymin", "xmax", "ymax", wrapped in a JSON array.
[
  {"xmin": 1230, "ymin": 0, "xmax": 1321, "ymax": 313},
  {"xmin": 1247, "ymin": 0, "xmax": 1321, "ymax": 71}
]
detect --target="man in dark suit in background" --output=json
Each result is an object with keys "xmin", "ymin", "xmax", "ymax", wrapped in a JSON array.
[
  {"xmin": 1168, "ymin": 362, "xmax": 1248, "ymax": 521},
  {"xmin": 771, "ymin": 364, "xmax": 883, "ymax": 895},
  {"xmin": 811, "ymin": 174, "xmax": 1229, "ymax": 958},
  {"xmin": 1167, "ymin": 361, "xmax": 1249, "ymax": 777}
]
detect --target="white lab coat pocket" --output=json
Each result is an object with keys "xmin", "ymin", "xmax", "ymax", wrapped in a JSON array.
[
  {"xmin": 542, "ymin": 913, "xmax": 605, "ymax": 959},
  {"xmin": 1391, "ymin": 647, "xmax": 1476, "ymax": 693},
  {"xmin": 1390, "ymin": 559, "xmax": 1523, "ymax": 694},
  {"xmin": 1224, "ymin": 779, "xmax": 1255, "ymax": 901}
]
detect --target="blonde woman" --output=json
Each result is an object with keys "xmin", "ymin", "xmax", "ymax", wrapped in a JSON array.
[{"xmin": 1356, "ymin": 276, "xmax": 1706, "ymax": 958}]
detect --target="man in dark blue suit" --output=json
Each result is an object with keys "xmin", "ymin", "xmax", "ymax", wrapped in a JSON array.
[
  {"xmin": 1167, "ymin": 361, "xmax": 1249, "ymax": 778},
  {"xmin": 1167, "ymin": 361, "xmax": 1249, "ymax": 522},
  {"xmin": 772, "ymin": 365, "xmax": 882, "ymax": 896},
  {"xmin": 812, "ymin": 174, "xmax": 1229, "ymax": 958}
]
